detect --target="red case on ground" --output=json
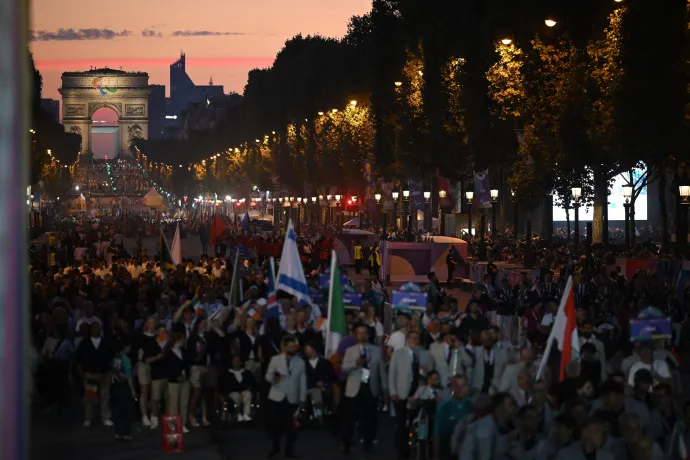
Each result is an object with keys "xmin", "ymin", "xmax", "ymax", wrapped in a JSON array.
[{"xmin": 161, "ymin": 414, "xmax": 184, "ymax": 453}]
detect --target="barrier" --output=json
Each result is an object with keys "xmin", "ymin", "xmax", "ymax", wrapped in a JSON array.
[{"xmin": 161, "ymin": 414, "xmax": 184, "ymax": 453}]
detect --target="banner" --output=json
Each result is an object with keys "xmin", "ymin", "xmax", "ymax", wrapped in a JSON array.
[
  {"xmin": 409, "ymin": 181, "xmax": 425, "ymax": 216},
  {"xmin": 473, "ymin": 170, "xmax": 492, "ymax": 209},
  {"xmin": 630, "ymin": 318, "xmax": 671, "ymax": 341},
  {"xmin": 343, "ymin": 293, "xmax": 362, "ymax": 309},
  {"xmin": 392, "ymin": 291, "xmax": 428, "ymax": 311}
]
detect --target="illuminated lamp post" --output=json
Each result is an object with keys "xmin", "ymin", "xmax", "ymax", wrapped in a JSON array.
[
  {"xmin": 392, "ymin": 190, "xmax": 400, "ymax": 231},
  {"xmin": 572, "ymin": 186, "xmax": 582, "ymax": 245},
  {"xmin": 466, "ymin": 191, "xmax": 474, "ymax": 239},
  {"xmin": 490, "ymin": 189, "xmax": 499, "ymax": 238},
  {"xmin": 622, "ymin": 185, "xmax": 633, "ymax": 248},
  {"xmin": 424, "ymin": 191, "xmax": 431, "ymax": 232},
  {"xmin": 438, "ymin": 189, "xmax": 447, "ymax": 236}
]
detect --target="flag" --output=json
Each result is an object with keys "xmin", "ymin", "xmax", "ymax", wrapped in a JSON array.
[
  {"xmin": 187, "ymin": 206, "xmax": 198, "ymax": 229},
  {"xmin": 536, "ymin": 276, "xmax": 579, "ymax": 382},
  {"xmin": 170, "ymin": 223, "xmax": 182, "ymax": 266},
  {"xmin": 670, "ymin": 423, "xmax": 690, "ymax": 460},
  {"xmin": 241, "ymin": 211, "xmax": 250, "ymax": 231},
  {"xmin": 325, "ymin": 250, "xmax": 347, "ymax": 357},
  {"xmin": 267, "ymin": 257, "xmax": 281, "ymax": 318},
  {"xmin": 210, "ymin": 215, "xmax": 227, "ymax": 246},
  {"xmin": 276, "ymin": 220, "xmax": 311, "ymax": 303},
  {"xmin": 159, "ymin": 230, "xmax": 175, "ymax": 270}
]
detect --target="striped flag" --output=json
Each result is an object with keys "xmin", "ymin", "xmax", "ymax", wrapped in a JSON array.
[
  {"xmin": 536, "ymin": 276, "xmax": 580, "ymax": 381},
  {"xmin": 276, "ymin": 220, "xmax": 311, "ymax": 304}
]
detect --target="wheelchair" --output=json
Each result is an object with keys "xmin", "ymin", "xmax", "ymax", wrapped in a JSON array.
[
  {"xmin": 407, "ymin": 401, "xmax": 436, "ymax": 460},
  {"xmin": 301, "ymin": 386, "xmax": 334, "ymax": 428},
  {"xmin": 216, "ymin": 390, "xmax": 261, "ymax": 428}
]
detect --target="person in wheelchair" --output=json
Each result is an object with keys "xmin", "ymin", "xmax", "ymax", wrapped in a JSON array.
[
  {"xmin": 408, "ymin": 370, "xmax": 445, "ymax": 458},
  {"xmin": 218, "ymin": 354, "xmax": 257, "ymax": 422},
  {"xmin": 303, "ymin": 341, "xmax": 337, "ymax": 422}
]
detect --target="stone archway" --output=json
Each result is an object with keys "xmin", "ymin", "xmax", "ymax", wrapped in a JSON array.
[{"xmin": 60, "ymin": 69, "xmax": 149, "ymax": 157}]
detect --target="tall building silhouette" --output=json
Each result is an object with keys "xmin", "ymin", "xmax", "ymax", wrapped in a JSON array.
[{"xmin": 148, "ymin": 52, "xmax": 224, "ymax": 139}]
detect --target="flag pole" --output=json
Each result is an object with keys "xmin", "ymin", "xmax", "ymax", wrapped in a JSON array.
[
  {"xmin": 325, "ymin": 249, "xmax": 337, "ymax": 357},
  {"xmin": 536, "ymin": 275, "xmax": 574, "ymax": 381},
  {"xmin": 229, "ymin": 250, "xmax": 241, "ymax": 307}
]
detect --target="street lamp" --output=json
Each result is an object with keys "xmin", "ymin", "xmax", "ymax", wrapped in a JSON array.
[
  {"xmin": 402, "ymin": 188, "xmax": 411, "ymax": 232},
  {"xmin": 466, "ymin": 191, "xmax": 474, "ymax": 238},
  {"xmin": 623, "ymin": 185, "xmax": 633, "ymax": 248},
  {"xmin": 572, "ymin": 186, "xmax": 582, "ymax": 245},
  {"xmin": 490, "ymin": 189, "xmax": 499, "ymax": 238},
  {"xmin": 501, "ymin": 38, "xmax": 512, "ymax": 45},
  {"xmin": 394, "ymin": 81, "xmax": 403, "ymax": 87},
  {"xmin": 545, "ymin": 18, "xmax": 557, "ymax": 27},
  {"xmin": 375, "ymin": 193, "xmax": 381, "ymax": 203},
  {"xmin": 392, "ymin": 190, "xmax": 400, "ymax": 231},
  {"xmin": 423, "ymin": 191, "xmax": 431, "ymax": 231},
  {"xmin": 439, "ymin": 190, "xmax": 447, "ymax": 236}
]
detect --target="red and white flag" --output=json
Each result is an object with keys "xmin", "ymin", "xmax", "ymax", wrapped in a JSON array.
[{"xmin": 536, "ymin": 276, "xmax": 579, "ymax": 382}]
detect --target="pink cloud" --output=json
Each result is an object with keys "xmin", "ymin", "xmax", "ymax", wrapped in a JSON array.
[{"xmin": 34, "ymin": 56, "xmax": 275, "ymax": 70}]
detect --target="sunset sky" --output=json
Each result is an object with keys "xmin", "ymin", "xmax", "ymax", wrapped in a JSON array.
[{"xmin": 31, "ymin": 0, "xmax": 372, "ymax": 101}]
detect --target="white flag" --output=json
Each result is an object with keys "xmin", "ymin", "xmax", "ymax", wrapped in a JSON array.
[
  {"xmin": 170, "ymin": 223, "xmax": 182, "ymax": 266},
  {"xmin": 276, "ymin": 220, "xmax": 311, "ymax": 303}
]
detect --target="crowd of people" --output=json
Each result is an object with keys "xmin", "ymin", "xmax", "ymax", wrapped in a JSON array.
[
  {"xmin": 29, "ymin": 211, "xmax": 690, "ymax": 460},
  {"xmin": 72, "ymin": 160, "xmax": 154, "ymax": 196}
]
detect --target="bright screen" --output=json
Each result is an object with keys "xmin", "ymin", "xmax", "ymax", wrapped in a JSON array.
[{"xmin": 552, "ymin": 169, "xmax": 647, "ymax": 222}]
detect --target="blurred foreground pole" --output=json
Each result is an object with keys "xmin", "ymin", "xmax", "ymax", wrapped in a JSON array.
[{"xmin": 0, "ymin": 0, "xmax": 30, "ymax": 459}]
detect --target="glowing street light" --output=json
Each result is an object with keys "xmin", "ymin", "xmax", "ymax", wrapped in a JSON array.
[
  {"xmin": 331, "ymin": 109, "xmax": 338, "ymax": 113},
  {"xmin": 374, "ymin": 193, "xmax": 381, "ymax": 203},
  {"xmin": 350, "ymin": 100, "xmax": 357, "ymax": 106},
  {"xmin": 545, "ymin": 18, "xmax": 557, "ymax": 27},
  {"xmin": 318, "ymin": 111, "xmax": 324, "ymax": 116},
  {"xmin": 394, "ymin": 81, "xmax": 403, "ymax": 87},
  {"xmin": 392, "ymin": 191, "xmax": 399, "ymax": 200},
  {"xmin": 501, "ymin": 38, "xmax": 512, "ymax": 45}
]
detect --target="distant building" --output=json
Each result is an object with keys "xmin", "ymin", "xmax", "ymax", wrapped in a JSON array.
[
  {"xmin": 40, "ymin": 98, "xmax": 60, "ymax": 121},
  {"xmin": 148, "ymin": 84, "xmax": 166, "ymax": 140},
  {"xmin": 169, "ymin": 53, "xmax": 224, "ymax": 116},
  {"xmin": 147, "ymin": 53, "xmax": 226, "ymax": 138}
]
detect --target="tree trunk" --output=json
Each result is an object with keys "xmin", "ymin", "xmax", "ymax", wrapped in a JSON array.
[
  {"xmin": 566, "ymin": 208, "xmax": 571, "ymax": 243},
  {"xmin": 592, "ymin": 171, "xmax": 608, "ymax": 243},
  {"xmin": 542, "ymin": 195, "xmax": 553, "ymax": 242},
  {"xmin": 659, "ymin": 171, "xmax": 669, "ymax": 249}
]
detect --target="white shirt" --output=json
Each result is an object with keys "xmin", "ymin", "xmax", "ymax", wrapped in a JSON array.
[
  {"xmin": 230, "ymin": 369, "xmax": 244, "ymax": 383},
  {"xmin": 367, "ymin": 319, "xmax": 384, "ymax": 338},
  {"xmin": 628, "ymin": 359, "xmax": 671, "ymax": 388},
  {"xmin": 309, "ymin": 358, "xmax": 319, "ymax": 369},
  {"xmin": 388, "ymin": 329, "xmax": 406, "ymax": 351},
  {"xmin": 75, "ymin": 316, "xmax": 102, "ymax": 332},
  {"xmin": 540, "ymin": 312, "xmax": 554, "ymax": 327},
  {"xmin": 90, "ymin": 337, "xmax": 102, "ymax": 349}
]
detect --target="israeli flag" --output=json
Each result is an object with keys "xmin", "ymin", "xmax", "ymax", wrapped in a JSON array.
[{"xmin": 276, "ymin": 220, "xmax": 311, "ymax": 303}]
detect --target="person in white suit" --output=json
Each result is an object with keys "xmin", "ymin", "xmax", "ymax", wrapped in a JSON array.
[
  {"xmin": 341, "ymin": 323, "xmax": 387, "ymax": 454},
  {"xmin": 389, "ymin": 329, "xmax": 434, "ymax": 459},
  {"xmin": 265, "ymin": 335, "xmax": 307, "ymax": 459},
  {"xmin": 429, "ymin": 332, "xmax": 474, "ymax": 387}
]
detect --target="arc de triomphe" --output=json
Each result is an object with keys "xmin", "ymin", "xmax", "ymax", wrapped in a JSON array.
[{"xmin": 60, "ymin": 69, "xmax": 149, "ymax": 156}]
